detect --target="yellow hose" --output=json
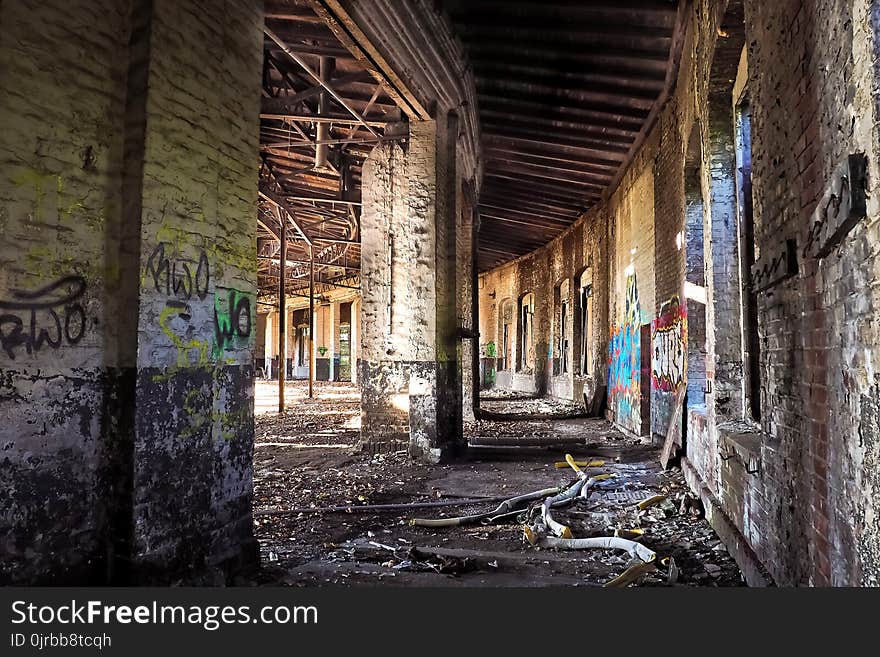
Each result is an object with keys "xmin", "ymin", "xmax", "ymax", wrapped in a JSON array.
[
  {"xmin": 604, "ymin": 561, "xmax": 657, "ymax": 587},
  {"xmin": 614, "ymin": 528, "xmax": 645, "ymax": 540},
  {"xmin": 553, "ymin": 459, "xmax": 605, "ymax": 469},
  {"xmin": 565, "ymin": 453, "xmax": 582, "ymax": 474},
  {"xmin": 636, "ymin": 494, "xmax": 667, "ymax": 510}
]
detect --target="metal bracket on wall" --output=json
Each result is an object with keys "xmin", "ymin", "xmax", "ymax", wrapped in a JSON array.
[
  {"xmin": 751, "ymin": 238, "xmax": 799, "ymax": 294},
  {"xmin": 719, "ymin": 443, "xmax": 761, "ymax": 475},
  {"xmin": 802, "ymin": 153, "xmax": 868, "ymax": 260}
]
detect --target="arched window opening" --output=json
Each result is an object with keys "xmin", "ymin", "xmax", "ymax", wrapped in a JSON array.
[
  {"xmin": 518, "ymin": 293, "xmax": 535, "ymax": 372},
  {"xmin": 555, "ymin": 280, "xmax": 570, "ymax": 375},
  {"xmin": 578, "ymin": 269, "xmax": 594, "ymax": 376},
  {"xmin": 498, "ymin": 299, "xmax": 514, "ymax": 371}
]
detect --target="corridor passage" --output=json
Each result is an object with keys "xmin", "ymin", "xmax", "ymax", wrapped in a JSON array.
[
  {"xmin": 252, "ymin": 386, "xmax": 745, "ymax": 587},
  {"xmin": 3, "ymin": 0, "xmax": 880, "ymax": 588}
]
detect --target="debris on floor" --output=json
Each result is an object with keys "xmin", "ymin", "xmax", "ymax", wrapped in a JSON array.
[
  {"xmin": 479, "ymin": 392, "xmax": 586, "ymax": 419},
  {"xmin": 253, "ymin": 382, "xmax": 745, "ymax": 587}
]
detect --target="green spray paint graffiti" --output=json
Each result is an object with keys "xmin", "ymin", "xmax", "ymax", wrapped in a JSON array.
[{"xmin": 212, "ymin": 288, "xmax": 253, "ymax": 359}]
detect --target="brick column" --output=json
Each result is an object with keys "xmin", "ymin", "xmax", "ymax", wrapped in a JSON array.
[
  {"xmin": 359, "ymin": 117, "xmax": 463, "ymax": 462},
  {"xmin": 705, "ymin": 103, "xmax": 746, "ymax": 420},
  {"xmin": 127, "ymin": 0, "xmax": 263, "ymax": 581},
  {"xmin": 458, "ymin": 181, "xmax": 478, "ymax": 423}
]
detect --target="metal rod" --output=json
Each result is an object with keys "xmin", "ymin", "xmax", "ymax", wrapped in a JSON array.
[
  {"xmin": 345, "ymin": 85, "xmax": 383, "ymax": 140},
  {"xmin": 261, "ymin": 136, "xmax": 390, "ymax": 148},
  {"xmin": 309, "ymin": 245, "xmax": 315, "ymax": 399},
  {"xmin": 264, "ymin": 27, "xmax": 380, "ymax": 138},
  {"xmin": 312, "ymin": 237, "xmax": 360, "ymax": 244},
  {"xmin": 278, "ymin": 219, "xmax": 287, "ymax": 414},
  {"xmin": 260, "ymin": 113, "xmax": 388, "ymax": 126},
  {"xmin": 259, "ymin": 188, "xmax": 313, "ymax": 246},
  {"xmin": 259, "ymin": 255, "xmax": 360, "ymax": 272},
  {"xmin": 281, "ymin": 196, "xmax": 361, "ymax": 206},
  {"xmin": 254, "ymin": 495, "xmax": 509, "ymax": 517},
  {"xmin": 314, "ymin": 56, "xmax": 333, "ymax": 169}
]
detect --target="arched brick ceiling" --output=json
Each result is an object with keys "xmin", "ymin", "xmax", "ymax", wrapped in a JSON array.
[{"xmin": 441, "ymin": 0, "xmax": 686, "ymax": 271}]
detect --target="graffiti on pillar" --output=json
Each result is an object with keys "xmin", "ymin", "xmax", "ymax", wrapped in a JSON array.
[
  {"xmin": 651, "ymin": 296, "xmax": 687, "ymax": 393},
  {"xmin": 0, "ymin": 275, "xmax": 87, "ymax": 359},
  {"xmin": 159, "ymin": 300, "xmax": 210, "ymax": 368},
  {"xmin": 608, "ymin": 273, "xmax": 641, "ymax": 432},
  {"xmin": 146, "ymin": 242, "xmax": 210, "ymax": 301},
  {"xmin": 212, "ymin": 288, "xmax": 253, "ymax": 359}
]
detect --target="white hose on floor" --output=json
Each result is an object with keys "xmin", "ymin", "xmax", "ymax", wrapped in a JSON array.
[
  {"xmin": 536, "ymin": 535, "xmax": 656, "ymax": 564},
  {"xmin": 541, "ymin": 502, "xmax": 573, "ymax": 538}
]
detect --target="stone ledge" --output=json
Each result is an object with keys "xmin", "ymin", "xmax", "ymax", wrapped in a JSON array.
[{"xmin": 718, "ymin": 420, "xmax": 763, "ymax": 473}]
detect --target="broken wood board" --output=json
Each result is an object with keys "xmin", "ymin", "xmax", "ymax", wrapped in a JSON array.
[{"xmin": 660, "ymin": 386, "xmax": 687, "ymax": 469}]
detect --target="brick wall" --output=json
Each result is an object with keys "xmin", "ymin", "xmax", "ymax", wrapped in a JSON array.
[
  {"xmin": 477, "ymin": 0, "xmax": 880, "ymax": 584},
  {"xmin": 477, "ymin": 204, "xmax": 610, "ymax": 407},
  {"xmin": 740, "ymin": 0, "xmax": 880, "ymax": 585}
]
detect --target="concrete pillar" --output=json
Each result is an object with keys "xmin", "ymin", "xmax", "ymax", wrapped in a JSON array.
[
  {"xmin": 458, "ymin": 181, "xmax": 478, "ymax": 423},
  {"xmin": 126, "ymin": 0, "xmax": 263, "ymax": 581},
  {"xmin": 351, "ymin": 299, "xmax": 359, "ymax": 385},
  {"xmin": 0, "ymin": 0, "xmax": 263, "ymax": 584},
  {"xmin": 265, "ymin": 313, "xmax": 273, "ymax": 377},
  {"xmin": 329, "ymin": 301, "xmax": 337, "ymax": 381},
  {"xmin": 359, "ymin": 116, "xmax": 463, "ymax": 462}
]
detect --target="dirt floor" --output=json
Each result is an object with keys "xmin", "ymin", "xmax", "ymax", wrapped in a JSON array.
[{"xmin": 253, "ymin": 381, "xmax": 745, "ymax": 587}]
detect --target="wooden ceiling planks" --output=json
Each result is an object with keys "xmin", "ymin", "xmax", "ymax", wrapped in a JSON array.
[{"xmin": 440, "ymin": 0, "xmax": 685, "ymax": 271}]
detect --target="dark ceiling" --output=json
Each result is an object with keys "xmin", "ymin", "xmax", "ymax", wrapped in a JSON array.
[{"xmin": 440, "ymin": 0, "xmax": 684, "ymax": 271}]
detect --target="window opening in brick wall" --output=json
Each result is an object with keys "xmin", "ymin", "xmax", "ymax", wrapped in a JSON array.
[
  {"xmin": 685, "ymin": 122, "xmax": 708, "ymax": 411},
  {"xmin": 735, "ymin": 97, "xmax": 761, "ymax": 421},
  {"xmin": 498, "ymin": 298, "xmax": 513, "ymax": 371},
  {"xmin": 554, "ymin": 280, "xmax": 570, "ymax": 375},
  {"xmin": 578, "ymin": 269, "xmax": 593, "ymax": 376},
  {"xmin": 296, "ymin": 324, "xmax": 310, "ymax": 366},
  {"xmin": 519, "ymin": 292, "xmax": 535, "ymax": 372}
]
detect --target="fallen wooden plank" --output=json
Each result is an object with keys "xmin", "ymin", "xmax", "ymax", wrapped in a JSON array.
[{"xmin": 660, "ymin": 385, "xmax": 687, "ymax": 469}]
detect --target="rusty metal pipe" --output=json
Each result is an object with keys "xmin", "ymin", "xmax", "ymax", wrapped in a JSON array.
[{"xmin": 314, "ymin": 56, "xmax": 334, "ymax": 169}]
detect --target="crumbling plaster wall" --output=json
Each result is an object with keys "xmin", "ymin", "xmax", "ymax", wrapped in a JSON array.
[
  {"xmin": 1, "ymin": 0, "xmax": 264, "ymax": 584},
  {"xmin": 360, "ymin": 116, "xmax": 464, "ymax": 461},
  {"xmin": 0, "ymin": 0, "xmax": 132, "ymax": 584},
  {"xmin": 131, "ymin": 0, "xmax": 263, "ymax": 583}
]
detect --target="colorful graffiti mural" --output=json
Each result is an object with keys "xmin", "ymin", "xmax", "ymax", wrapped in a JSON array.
[
  {"xmin": 608, "ymin": 273, "xmax": 642, "ymax": 433},
  {"xmin": 651, "ymin": 296, "xmax": 687, "ymax": 393}
]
